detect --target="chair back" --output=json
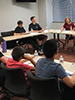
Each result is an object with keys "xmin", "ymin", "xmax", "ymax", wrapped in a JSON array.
[
  {"xmin": 1, "ymin": 31, "xmax": 14, "ymax": 37},
  {"xmin": 1, "ymin": 63, "xmax": 28, "ymax": 96},
  {"xmin": 27, "ymin": 71, "xmax": 60, "ymax": 100}
]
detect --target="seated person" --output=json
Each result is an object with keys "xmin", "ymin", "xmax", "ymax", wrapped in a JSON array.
[
  {"xmin": 0, "ymin": 36, "xmax": 8, "ymax": 87},
  {"xmin": 36, "ymin": 39, "xmax": 75, "ymax": 88},
  {"xmin": 7, "ymin": 46, "xmax": 36, "ymax": 87},
  {"xmin": 29, "ymin": 16, "xmax": 47, "ymax": 51},
  {"xmin": 14, "ymin": 20, "xmax": 36, "ymax": 50},
  {"xmin": 14, "ymin": 20, "xmax": 26, "ymax": 36},
  {"xmin": 61, "ymin": 17, "xmax": 75, "ymax": 51}
]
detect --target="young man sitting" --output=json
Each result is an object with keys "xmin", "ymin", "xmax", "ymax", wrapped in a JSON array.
[
  {"xmin": 7, "ymin": 46, "xmax": 36, "ymax": 87},
  {"xmin": 36, "ymin": 39, "xmax": 75, "ymax": 88},
  {"xmin": 29, "ymin": 16, "xmax": 47, "ymax": 51},
  {"xmin": 14, "ymin": 20, "xmax": 26, "ymax": 36}
]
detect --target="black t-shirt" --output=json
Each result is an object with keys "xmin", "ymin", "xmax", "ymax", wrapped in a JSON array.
[
  {"xmin": 14, "ymin": 26, "xmax": 26, "ymax": 33},
  {"xmin": 29, "ymin": 23, "xmax": 42, "ymax": 31},
  {"xmin": 0, "ymin": 52, "xmax": 4, "ymax": 63}
]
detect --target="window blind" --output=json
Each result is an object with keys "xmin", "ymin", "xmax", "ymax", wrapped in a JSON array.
[
  {"xmin": 53, "ymin": 0, "xmax": 70, "ymax": 22},
  {"xmin": 72, "ymin": 0, "xmax": 75, "ymax": 22}
]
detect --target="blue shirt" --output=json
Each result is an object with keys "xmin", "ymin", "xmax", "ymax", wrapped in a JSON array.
[{"xmin": 36, "ymin": 58, "xmax": 67, "ymax": 79}]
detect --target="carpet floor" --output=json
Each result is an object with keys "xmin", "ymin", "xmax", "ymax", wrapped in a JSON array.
[{"xmin": 55, "ymin": 39, "xmax": 75, "ymax": 62}]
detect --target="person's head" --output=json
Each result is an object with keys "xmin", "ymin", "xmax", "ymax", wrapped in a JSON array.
[
  {"xmin": 12, "ymin": 46, "xmax": 25, "ymax": 61},
  {"xmin": 0, "ymin": 36, "xmax": 4, "ymax": 46},
  {"xmin": 64, "ymin": 17, "xmax": 71, "ymax": 24},
  {"xmin": 43, "ymin": 39, "xmax": 58, "ymax": 59},
  {"xmin": 30, "ymin": 16, "xmax": 37, "ymax": 23},
  {"xmin": 17, "ymin": 20, "xmax": 23, "ymax": 28}
]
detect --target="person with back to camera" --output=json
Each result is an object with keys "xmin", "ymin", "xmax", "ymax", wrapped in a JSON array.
[
  {"xmin": 7, "ymin": 46, "xmax": 36, "ymax": 87},
  {"xmin": 61, "ymin": 17, "xmax": 75, "ymax": 51},
  {"xmin": 36, "ymin": 39, "xmax": 75, "ymax": 88}
]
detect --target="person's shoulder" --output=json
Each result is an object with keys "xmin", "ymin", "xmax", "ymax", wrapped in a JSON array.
[
  {"xmin": 37, "ymin": 58, "xmax": 45, "ymax": 63},
  {"xmin": 29, "ymin": 23, "xmax": 33, "ymax": 26},
  {"xmin": 15, "ymin": 26, "xmax": 19, "ymax": 29},
  {"xmin": 36, "ymin": 23, "xmax": 40, "ymax": 25},
  {"xmin": 71, "ymin": 22, "xmax": 74, "ymax": 25},
  {"xmin": 55, "ymin": 62, "xmax": 63, "ymax": 69},
  {"xmin": 22, "ymin": 27, "xmax": 25, "ymax": 29},
  {"xmin": 64, "ymin": 23, "xmax": 67, "ymax": 26}
]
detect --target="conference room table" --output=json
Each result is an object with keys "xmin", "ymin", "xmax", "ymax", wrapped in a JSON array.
[
  {"xmin": 3, "ymin": 29, "xmax": 75, "ymax": 42},
  {"xmin": 3, "ymin": 50, "xmax": 75, "ymax": 74}
]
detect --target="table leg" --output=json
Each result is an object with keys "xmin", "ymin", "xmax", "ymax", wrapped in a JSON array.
[
  {"xmin": 53, "ymin": 33, "xmax": 56, "ymax": 39},
  {"xmin": 57, "ymin": 34, "xmax": 65, "ymax": 48}
]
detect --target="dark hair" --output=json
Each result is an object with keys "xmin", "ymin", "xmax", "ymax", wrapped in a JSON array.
[
  {"xmin": 17, "ymin": 20, "xmax": 23, "ymax": 25},
  {"xmin": 30, "ymin": 16, "xmax": 35, "ymax": 21},
  {"xmin": 12, "ymin": 46, "xmax": 25, "ymax": 61},
  {"xmin": 0, "ymin": 36, "xmax": 4, "ymax": 44},
  {"xmin": 43, "ymin": 39, "xmax": 57, "ymax": 58}
]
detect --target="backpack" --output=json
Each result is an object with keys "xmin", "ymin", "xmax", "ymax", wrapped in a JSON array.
[
  {"xmin": 22, "ymin": 43, "xmax": 35, "ymax": 54},
  {"xmin": 0, "ymin": 93, "xmax": 9, "ymax": 100}
]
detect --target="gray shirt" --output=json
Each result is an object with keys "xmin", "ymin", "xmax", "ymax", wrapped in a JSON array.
[{"xmin": 36, "ymin": 58, "xmax": 67, "ymax": 79}]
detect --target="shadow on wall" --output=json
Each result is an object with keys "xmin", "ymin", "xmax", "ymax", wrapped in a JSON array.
[{"xmin": 12, "ymin": 0, "xmax": 33, "ymax": 9}]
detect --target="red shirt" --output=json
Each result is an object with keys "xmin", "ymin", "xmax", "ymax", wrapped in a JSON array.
[
  {"xmin": 63, "ymin": 22, "xmax": 75, "ymax": 30},
  {"xmin": 7, "ymin": 58, "xmax": 33, "ymax": 87}
]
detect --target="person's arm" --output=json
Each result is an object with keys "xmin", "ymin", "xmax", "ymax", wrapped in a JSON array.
[
  {"xmin": 28, "ymin": 25, "xmax": 31, "ymax": 31},
  {"xmin": 14, "ymin": 33, "xmax": 21, "ymax": 36},
  {"xmin": 23, "ymin": 54, "xmax": 36, "ymax": 67},
  {"xmin": 32, "ymin": 30, "xmax": 42, "ymax": 33},
  {"xmin": 60, "ymin": 27, "xmax": 64, "ymax": 32},
  {"xmin": 21, "ymin": 33, "xmax": 26, "ymax": 35},
  {"xmin": 21, "ymin": 27, "xmax": 26, "ymax": 35},
  {"xmin": 38, "ymin": 24, "xmax": 44, "ymax": 32},
  {"xmin": 20, "ymin": 59, "xmax": 27, "ymax": 63},
  {"xmin": 62, "ymin": 73, "xmax": 75, "ymax": 88},
  {"xmin": 0, "ymin": 56, "xmax": 8, "ymax": 64},
  {"xmin": 56, "ymin": 64, "xmax": 75, "ymax": 88},
  {"xmin": 14, "ymin": 27, "xmax": 21, "ymax": 36},
  {"xmin": 72, "ymin": 23, "xmax": 75, "ymax": 31}
]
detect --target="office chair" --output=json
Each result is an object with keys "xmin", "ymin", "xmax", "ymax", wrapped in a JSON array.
[
  {"xmin": 27, "ymin": 71, "xmax": 60, "ymax": 100},
  {"xmin": 1, "ymin": 63, "xmax": 30, "ymax": 99},
  {"xmin": 60, "ymin": 82, "xmax": 75, "ymax": 100},
  {"xmin": 1, "ymin": 31, "xmax": 14, "ymax": 37},
  {"xmin": 65, "ymin": 35, "xmax": 75, "ymax": 52},
  {"xmin": 1, "ymin": 30, "xmax": 18, "ymax": 49}
]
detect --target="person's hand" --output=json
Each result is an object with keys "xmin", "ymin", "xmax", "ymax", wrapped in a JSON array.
[
  {"xmin": 39, "ymin": 30, "xmax": 43, "ymax": 33},
  {"xmin": 22, "ymin": 33, "xmax": 26, "ymax": 35},
  {"xmin": 18, "ymin": 33, "xmax": 21, "ymax": 36},
  {"xmin": 42, "ymin": 28, "xmax": 45, "ymax": 31}
]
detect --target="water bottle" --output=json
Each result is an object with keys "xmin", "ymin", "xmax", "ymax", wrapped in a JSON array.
[
  {"xmin": 46, "ymin": 26, "xmax": 48, "ymax": 30},
  {"xmin": 59, "ymin": 55, "xmax": 64, "ymax": 63},
  {"xmin": 70, "ymin": 63, "xmax": 75, "ymax": 69},
  {"xmin": 2, "ymin": 41, "xmax": 7, "ymax": 53},
  {"xmin": 34, "ymin": 50, "xmax": 38, "ymax": 62}
]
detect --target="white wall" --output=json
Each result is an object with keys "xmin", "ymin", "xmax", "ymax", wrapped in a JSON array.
[
  {"xmin": 37, "ymin": 0, "xmax": 47, "ymax": 28},
  {"xmin": 0, "ymin": 0, "xmax": 38, "ymax": 32}
]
